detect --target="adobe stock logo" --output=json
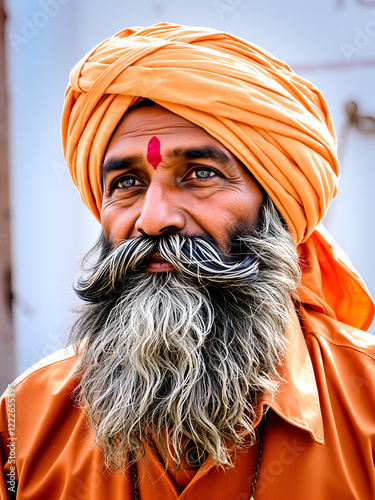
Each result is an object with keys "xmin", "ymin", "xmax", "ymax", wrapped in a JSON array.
[
  {"xmin": 235, "ymin": 437, "xmax": 308, "ymax": 499},
  {"xmin": 340, "ymin": 9, "xmax": 375, "ymax": 60},
  {"xmin": 213, "ymin": 0, "xmax": 244, "ymax": 21},
  {"xmin": 8, "ymin": 0, "xmax": 73, "ymax": 54}
]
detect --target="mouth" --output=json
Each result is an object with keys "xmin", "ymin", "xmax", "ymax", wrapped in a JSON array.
[{"xmin": 143, "ymin": 252, "xmax": 176, "ymax": 273}]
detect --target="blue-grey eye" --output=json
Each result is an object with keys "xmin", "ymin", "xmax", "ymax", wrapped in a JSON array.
[
  {"xmin": 195, "ymin": 169, "xmax": 215, "ymax": 178},
  {"xmin": 117, "ymin": 178, "xmax": 136, "ymax": 189}
]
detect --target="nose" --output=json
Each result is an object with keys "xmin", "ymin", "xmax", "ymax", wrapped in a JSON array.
[{"xmin": 135, "ymin": 183, "xmax": 187, "ymax": 236}]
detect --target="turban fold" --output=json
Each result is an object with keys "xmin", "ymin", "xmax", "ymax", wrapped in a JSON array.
[{"xmin": 62, "ymin": 23, "xmax": 374, "ymax": 331}]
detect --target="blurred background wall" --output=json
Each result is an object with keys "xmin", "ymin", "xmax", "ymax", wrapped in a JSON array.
[{"xmin": 1, "ymin": 0, "xmax": 374, "ymax": 391}]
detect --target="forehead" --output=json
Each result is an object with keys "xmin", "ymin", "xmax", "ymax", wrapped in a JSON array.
[{"xmin": 106, "ymin": 104, "xmax": 235, "ymax": 157}]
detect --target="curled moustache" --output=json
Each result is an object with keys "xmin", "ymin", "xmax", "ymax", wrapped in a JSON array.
[{"xmin": 74, "ymin": 234, "xmax": 259, "ymax": 303}]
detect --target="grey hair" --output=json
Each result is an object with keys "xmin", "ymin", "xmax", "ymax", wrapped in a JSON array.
[{"xmin": 69, "ymin": 195, "xmax": 300, "ymax": 471}]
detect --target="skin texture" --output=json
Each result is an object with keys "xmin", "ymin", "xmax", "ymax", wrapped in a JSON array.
[{"xmin": 101, "ymin": 105, "xmax": 264, "ymax": 272}]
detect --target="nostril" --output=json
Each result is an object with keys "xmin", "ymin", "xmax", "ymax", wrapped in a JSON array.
[
  {"xmin": 137, "ymin": 225, "xmax": 181, "ymax": 237},
  {"xmin": 159, "ymin": 225, "xmax": 181, "ymax": 234}
]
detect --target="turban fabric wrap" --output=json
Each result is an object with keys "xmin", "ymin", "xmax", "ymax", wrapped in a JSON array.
[{"xmin": 62, "ymin": 23, "xmax": 374, "ymax": 331}]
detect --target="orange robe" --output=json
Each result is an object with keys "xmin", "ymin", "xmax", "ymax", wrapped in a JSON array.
[{"xmin": 1, "ymin": 305, "xmax": 374, "ymax": 499}]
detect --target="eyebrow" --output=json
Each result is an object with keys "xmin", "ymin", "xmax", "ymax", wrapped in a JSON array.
[
  {"xmin": 101, "ymin": 146, "xmax": 233, "ymax": 183},
  {"xmin": 167, "ymin": 146, "xmax": 232, "ymax": 165},
  {"xmin": 101, "ymin": 156, "xmax": 142, "ymax": 183}
]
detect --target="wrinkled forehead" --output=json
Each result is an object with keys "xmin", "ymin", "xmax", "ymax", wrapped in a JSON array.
[
  {"xmin": 110, "ymin": 103, "xmax": 203, "ymax": 141},
  {"xmin": 104, "ymin": 102, "xmax": 243, "ymax": 167}
]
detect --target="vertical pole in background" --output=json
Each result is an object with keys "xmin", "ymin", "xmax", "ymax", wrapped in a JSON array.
[{"xmin": 0, "ymin": 0, "xmax": 15, "ymax": 393}]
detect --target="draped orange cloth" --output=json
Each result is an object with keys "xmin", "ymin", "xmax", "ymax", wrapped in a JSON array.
[{"xmin": 61, "ymin": 22, "xmax": 374, "ymax": 331}]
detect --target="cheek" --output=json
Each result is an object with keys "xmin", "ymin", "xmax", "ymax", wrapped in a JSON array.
[
  {"xmin": 100, "ymin": 205, "xmax": 134, "ymax": 241},
  {"xmin": 211, "ymin": 193, "xmax": 263, "ymax": 240},
  {"xmin": 247, "ymin": 194, "xmax": 264, "ymax": 224},
  {"xmin": 238, "ymin": 183, "xmax": 264, "ymax": 224}
]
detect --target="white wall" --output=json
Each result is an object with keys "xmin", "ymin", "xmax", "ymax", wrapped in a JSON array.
[{"xmin": 5, "ymin": 0, "xmax": 375, "ymax": 379}]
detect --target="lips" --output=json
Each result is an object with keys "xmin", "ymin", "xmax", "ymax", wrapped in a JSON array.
[{"xmin": 144, "ymin": 252, "xmax": 176, "ymax": 273}]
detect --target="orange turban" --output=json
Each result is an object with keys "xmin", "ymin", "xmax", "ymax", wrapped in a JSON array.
[{"xmin": 62, "ymin": 23, "xmax": 374, "ymax": 331}]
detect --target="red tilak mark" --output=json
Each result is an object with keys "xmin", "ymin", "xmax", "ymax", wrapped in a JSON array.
[{"xmin": 147, "ymin": 136, "xmax": 162, "ymax": 170}]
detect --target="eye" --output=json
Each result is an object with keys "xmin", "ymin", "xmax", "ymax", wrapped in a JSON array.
[
  {"xmin": 185, "ymin": 168, "xmax": 219, "ymax": 181},
  {"xmin": 195, "ymin": 169, "xmax": 215, "ymax": 179},
  {"xmin": 113, "ymin": 176, "xmax": 144, "ymax": 190}
]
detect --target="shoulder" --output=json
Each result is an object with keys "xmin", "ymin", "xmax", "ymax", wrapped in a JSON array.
[
  {"xmin": 0, "ymin": 346, "xmax": 79, "ymax": 432},
  {"xmin": 301, "ymin": 306, "xmax": 375, "ymax": 359},
  {"xmin": 1, "ymin": 345, "xmax": 78, "ymax": 398},
  {"xmin": 299, "ymin": 306, "xmax": 375, "ymax": 416}
]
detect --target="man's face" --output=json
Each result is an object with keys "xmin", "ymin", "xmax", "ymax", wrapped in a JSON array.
[
  {"xmin": 101, "ymin": 104, "xmax": 264, "ymax": 266},
  {"xmin": 72, "ymin": 104, "xmax": 300, "ymax": 471}
]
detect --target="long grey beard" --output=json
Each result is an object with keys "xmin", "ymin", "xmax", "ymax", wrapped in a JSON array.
[{"xmin": 69, "ymin": 197, "xmax": 300, "ymax": 471}]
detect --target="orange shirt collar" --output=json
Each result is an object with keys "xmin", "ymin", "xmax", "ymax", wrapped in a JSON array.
[{"xmin": 261, "ymin": 305, "xmax": 324, "ymax": 444}]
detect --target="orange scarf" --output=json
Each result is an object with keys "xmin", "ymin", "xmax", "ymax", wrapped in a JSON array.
[{"xmin": 61, "ymin": 23, "xmax": 374, "ymax": 331}]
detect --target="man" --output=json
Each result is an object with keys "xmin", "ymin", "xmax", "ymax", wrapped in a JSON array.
[{"xmin": 1, "ymin": 23, "xmax": 374, "ymax": 499}]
